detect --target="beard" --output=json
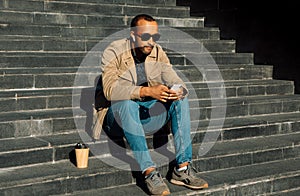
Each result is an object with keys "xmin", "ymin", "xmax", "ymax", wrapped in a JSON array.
[{"xmin": 140, "ymin": 45, "xmax": 153, "ymax": 55}]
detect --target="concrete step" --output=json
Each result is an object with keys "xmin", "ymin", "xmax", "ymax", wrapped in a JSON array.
[
  {"xmin": 1, "ymin": 98, "xmax": 300, "ymax": 139},
  {"xmin": 0, "ymin": 87, "xmax": 74, "ymax": 99},
  {"xmin": 176, "ymin": 64, "xmax": 273, "ymax": 82},
  {"xmin": 0, "ymin": 24, "xmax": 219, "ymax": 40},
  {"xmin": 0, "ymin": 134, "xmax": 300, "ymax": 195},
  {"xmin": 0, "ymin": 89, "xmax": 299, "ymax": 122},
  {"xmin": 190, "ymin": 94, "xmax": 300, "ymax": 120},
  {"xmin": 1, "ymin": 110, "xmax": 300, "ymax": 175},
  {"xmin": 0, "ymin": 0, "xmax": 44, "ymax": 11},
  {"xmin": 0, "ymin": 0, "xmax": 180, "ymax": 13},
  {"xmin": 268, "ymin": 188, "xmax": 300, "ymax": 196},
  {"xmin": 190, "ymin": 79, "xmax": 294, "ymax": 98},
  {"xmin": 0, "ymin": 130, "xmax": 82, "ymax": 168},
  {"xmin": 65, "ymin": 114, "xmax": 300, "ymax": 160},
  {"xmin": 169, "ymin": 52, "xmax": 254, "ymax": 66},
  {"xmin": 0, "ymin": 52, "xmax": 253, "ymax": 68},
  {"xmin": 0, "ymin": 94, "xmax": 78, "ymax": 113},
  {"xmin": 0, "ymin": 64, "xmax": 272, "ymax": 90},
  {"xmin": 0, "ymin": 38, "xmax": 236, "ymax": 53},
  {"xmin": 0, "ymin": 0, "xmax": 176, "ymax": 11},
  {"xmin": 0, "ymin": 114, "xmax": 83, "ymax": 139},
  {"xmin": 0, "ymin": 79, "xmax": 295, "ymax": 116},
  {"xmin": 52, "ymin": 0, "xmax": 177, "ymax": 6},
  {"xmin": 0, "ymin": 92, "xmax": 300, "ymax": 138},
  {"xmin": 164, "ymin": 39, "xmax": 236, "ymax": 53},
  {"xmin": 0, "ymin": 10, "xmax": 204, "ymax": 27},
  {"xmin": 0, "ymin": 66, "xmax": 98, "ymax": 75},
  {"xmin": 1, "ymin": 125, "xmax": 300, "ymax": 169},
  {"xmin": 2, "ymin": 89, "xmax": 298, "ymax": 116},
  {"xmin": 0, "ymin": 86, "xmax": 299, "ymax": 117},
  {"xmin": 73, "ymin": 158, "xmax": 300, "ymax": 195},
  {"xmin": 192, "ymin": 111, "xmax": 300, "ymax": 142},
  {"xmin": 43, "ymin": 1, "xmax": 190, "ymax": 18},
  {"xmin": 0, "ymin": 24, "xmax": 120, "ymax": 38},
  {"xmin": 0, "ymin": 64, "xmax": 272, "ymax": 75},
  {"xmin": 0, "ymin": 0, "xmax": 188, "ymax": 16},
  {"xmin": 0, "ymin": 52, "xmax": 87, "ymax": 68}
]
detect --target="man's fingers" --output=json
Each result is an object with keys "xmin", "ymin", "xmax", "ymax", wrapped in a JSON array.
[
  {"xmin": 160, "ymin": 98, "xmax": 167, "ymax": 102},
  {"xmin": 162, "ymin": 92, "xmax": 168, "ymax": 96}
]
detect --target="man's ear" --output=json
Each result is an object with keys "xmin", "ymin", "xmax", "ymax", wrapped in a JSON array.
[
  {"xmin": 130, "ymin": 31, "xmax": 135, "ymax": 42},
  {"xmin": 131, "ymin": 35, "xmax": 136, "ymax": 42}
]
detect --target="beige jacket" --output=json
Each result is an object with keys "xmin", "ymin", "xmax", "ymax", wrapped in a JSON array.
[{"xmin": 92, "ymin": 38, "xmax": 187, "ymax": 139}]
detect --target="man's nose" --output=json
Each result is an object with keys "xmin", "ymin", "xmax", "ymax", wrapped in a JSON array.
[{"xmin": 148, "ymin": 37, "xmax": 155, "ymax": 45}]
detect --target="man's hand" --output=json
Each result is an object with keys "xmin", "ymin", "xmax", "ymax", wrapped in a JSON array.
[
  {"xmin": 169, "ymin": 87, "xmax": 184, "ymax": 100},
  {"xmin": 140, "ymin": 84, "xmax": 182, "ymax": 102}
]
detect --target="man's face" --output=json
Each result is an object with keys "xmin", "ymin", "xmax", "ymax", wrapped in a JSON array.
[{"xmin": 131, "ymin": 19, "xmax": 159, "ymax": 55}]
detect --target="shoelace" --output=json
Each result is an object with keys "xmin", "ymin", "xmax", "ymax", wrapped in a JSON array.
[
  {"xmin": 184, "ymin": 166, "xmax": 197, "ymax": 178},
  {"xmin": 148, "ymin": 172, "xmax": 163, "ymax": 186}
]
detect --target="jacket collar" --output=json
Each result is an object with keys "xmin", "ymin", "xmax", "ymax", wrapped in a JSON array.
[
  {"xmin": 121, "ymin": 38, "xmax": 159, "ymax": 84},
  {"xmin": 122, "ymin": 38, "xmax": 158, "ymax": 61}
]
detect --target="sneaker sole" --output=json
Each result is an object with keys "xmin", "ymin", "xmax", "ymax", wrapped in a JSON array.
[
  {"xmin": 170, "ymin": 179, "xmax": 209, "ymax": 189},
  {"xmin": 151, "ymin": 190, "xmax": 170, "ymax": 196}
]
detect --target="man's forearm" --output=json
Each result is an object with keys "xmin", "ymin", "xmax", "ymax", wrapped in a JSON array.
[{"xmin": 140, "ymin": 86, "xmax": 150, "ymax": 98}]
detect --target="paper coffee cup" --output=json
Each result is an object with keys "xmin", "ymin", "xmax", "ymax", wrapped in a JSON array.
[{"xmin": 75, "ymin": 143, "xmax": 89, "ymax": 168}]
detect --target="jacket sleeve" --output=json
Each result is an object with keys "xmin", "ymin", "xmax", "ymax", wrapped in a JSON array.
[
  {"xmin": 157, "ymin": 47, "xmax": 189, "ymax": 95},
  {"xmin": 101, "ymin": 42, "xmax": 141, "ymax": 101}
]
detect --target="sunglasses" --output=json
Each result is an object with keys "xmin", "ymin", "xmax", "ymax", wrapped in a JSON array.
[{"xmin": 135, "ymin": 33, "xmax": 161, "ymax": 42}]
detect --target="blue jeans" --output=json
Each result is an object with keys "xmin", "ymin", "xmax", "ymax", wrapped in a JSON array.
[{"xmin": 105, "ymin": 98, "xmax": 192, "ymax": 172}]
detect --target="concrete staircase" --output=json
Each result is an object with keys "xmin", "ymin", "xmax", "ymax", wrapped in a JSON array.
[{"xmin": 1, "ymin": 0, "xmax": 300, "ymax": 195}]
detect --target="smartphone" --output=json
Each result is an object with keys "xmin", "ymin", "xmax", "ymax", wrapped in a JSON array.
[{"xmin": 170, "ymin": 84, "xmax": 182, "ymax": 91}]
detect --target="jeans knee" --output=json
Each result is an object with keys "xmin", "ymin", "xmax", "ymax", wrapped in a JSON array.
[
  {"xmin": 172, "ymin": 97, "xmax": 189, "ymax": 108},
  {"xmin": 112, "ymin": 100, "xmax": 139, "ymax": 113}
]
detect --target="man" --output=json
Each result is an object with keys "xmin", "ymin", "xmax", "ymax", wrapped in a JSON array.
[{"xmin": 98, "ymin": 14, "xmax": 208, "ymax": 195}]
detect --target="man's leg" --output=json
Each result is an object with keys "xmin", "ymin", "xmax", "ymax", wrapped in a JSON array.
[
  {"xmin": 106, "ymin": 100, "xmax": 155, "ymax": 173},
  {"xmin": 168, "ymin": 98, "xmax": 209, "ymax": 189},
  {"xmin": 106, "ymin": 99, "xmax": 171, "ymax": 195},
  {"xmin": 167, "ymin": 97, "xmax": 192, "ymax": 165}
]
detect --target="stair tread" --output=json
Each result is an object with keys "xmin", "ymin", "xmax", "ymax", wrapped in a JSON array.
[
  {"xmin": 45, "ymin": 1, "xmax": 189, "ymax": 10},
  {"xmin": 0, "ymin": 92, "xmax": 299, "ymax": 121},
  {"xmin": 0, "ymin": 4, "xmax": 190, "ymax": 14},
  {"xmin": 0, "ymin": 9, "xmax": 204, "ymax": 28},
  {"xmin": 0, "ymin": 24, "xmax": 217, "ymax": 35},
  {"xmin": 0, "ymin": 64, "xmax": 272, "ymax": 74},
  {"xmin": 2, "ymin": 128, "xmax": 300, "ymax": 159},
  {"xmin": 1, "ymin": 1, "xmax": 189, "ymax": 12},
  {"xmin": 188, "ymin": 111, "xmax": 300, "ymax": 135},
  {"xmin": 194, "ymin": 132, "xmax": 300, "ymax": 158},
  {"xmin": 1, "ymin": 93, "xmax": 300, "ymax": 110},
  {"xmin": 1, "ymin": 110, "xmax": 300, "ymax": 157},
  {"xmin": 48, "ymin": 0, "xmax": 177, "ymax": 6},
  {"xmin": 0, "ymin": 51, "xmax": 250, "ymax": 56},
  {"xmin": 143, "ymin": 158, "xmax": 300, "ymax": 195},
  {"xmin": 174, "ymin": 158, "xmax": 300, "ymax": 195},
  {"xmin": 190, "ymin": 79, "xmax": 292, "ymax": 87},
  {"xmin": 13, "ymin": 0, "xmax": 177, "ymax": 6},
  {"xmin": 0, "ymin": 108, "xmax": 77, "ymax": 122},
  {"xmin": 1, "ymin": 150, "xmax": 300, "ymax": 195},
  {"xmin": 0, "ymin": 131, "xmax": 80, "ymax": 153},
  {"xmin": 193, "ymin": 94, "xmax": 300, "ymax": 106},
  {"xmin": 65, "ymin": 156, "xmax": 300, "ymax": 196}
]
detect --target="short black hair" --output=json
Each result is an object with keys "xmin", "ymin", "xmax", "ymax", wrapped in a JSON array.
[{"xmin": 130, "ymin": 14, "xmax": 156, "ymax": 30}]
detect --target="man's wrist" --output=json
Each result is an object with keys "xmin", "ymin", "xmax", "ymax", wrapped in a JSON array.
[{"xmin": 140, "ymin": 86, "xmax": 150, "ymax": 97}]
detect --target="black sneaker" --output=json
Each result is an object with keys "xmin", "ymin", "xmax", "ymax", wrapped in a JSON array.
[
  {"xmin": 145, "ymin": 171, "xmax": 170, "ymax": 195},
  {"xmin": 170, "ymin": 165, "xmax": 208, "ymax": 189}
]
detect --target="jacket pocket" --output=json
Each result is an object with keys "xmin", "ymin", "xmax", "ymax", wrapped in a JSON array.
[
  {"xmin": 117, "ymin": 71, "xmax": 135, "ymax": 88},
  {"xmin": 148, "ymin": 68, "xmax": 162, "ymax": 84}
]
